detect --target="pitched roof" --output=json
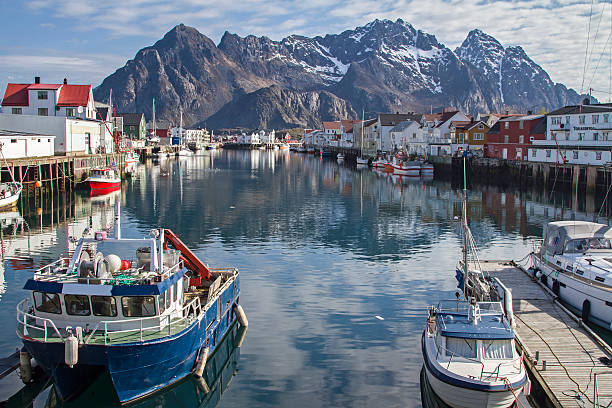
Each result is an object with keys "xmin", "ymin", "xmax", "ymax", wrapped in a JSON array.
[
  {"xmin": 451, "ymin": 120, "xmax": 472, "ymax": 130},
  {"xmin": 96, "ymin": 107, "xmax": 109, "ymax": 121},
  {"xmin": 424, "ymin": 113, "xmax": 442, "ymax": 122},
  {"xmin": 57, "ymin": 84, "xmax": 91, "ymax": 107},
  {"xmin": 322, "ymin": 121, "xmax": 341, "ymax": 130},
  {"xmin": 2, "ymin": 83, "xmax": 91, "ymax": 107},
  {"xmin": 390, "ymin": 120, "xmax": 417, "ymax": 132},
  {"xmin": 117, "ymin": 113, "xmax": 145, "ymax": 126},
  {"xmin": 341, "ymin": 120, "xmax": 357, "ymax": 133},
  {"xmin": 466, "ymin": 121, "xmax": 489, "ymax": 131},
  {"xmin": 1, "ymin": 84, "xmax": 29, "ymax": 106},
  {"xmin": 548, "ymin": 104, "xmax": 612, "ymax": 116},
  {"xmin": 379, "ymin": 113, "xmax": 422, "ymax": 126}
]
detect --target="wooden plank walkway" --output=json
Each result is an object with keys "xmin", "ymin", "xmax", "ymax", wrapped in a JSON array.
[
  {"xmin": 0, "ymin": 351, "xmax": 20, "ymax": 380},
  {"xmin": 481, "ymin": 261, "xmax": 612, "ymax": 408}
]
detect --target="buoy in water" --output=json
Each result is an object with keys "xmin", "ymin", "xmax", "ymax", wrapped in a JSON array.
[
  {"xmin": 19, "ymin": 351, "xmax": 33, "ymax": 383},
  {"xmin": 35, "ymin": 180, "xmax": 42, "ymax": 188},
  {"xmin": 36, "ymin": 208, "xmax": 42, "ymax": 215},
  {"xmin": 234, "ymin": 304, "xmax": 248, "ymax": 328},
  {"xmin": 65, "ymin": 334, "xmax": 78, "ymax": 368}
]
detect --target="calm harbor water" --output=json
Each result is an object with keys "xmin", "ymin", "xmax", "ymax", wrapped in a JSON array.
[{"xmin": 0, "ymin": 149, "xmax": 609, "ymax": 407}]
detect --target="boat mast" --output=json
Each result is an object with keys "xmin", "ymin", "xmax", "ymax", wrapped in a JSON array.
[
  {"xmin": 152, "ymin": 98, "xmax": 156, "ymax": 138},
  {"xmin": 179, "ymin": 108, "xmax": 183, "ymax": 147},
  {"xmin": 361, "ymin": 109, "xmax": 365, "ymax": 158},
  {"xmin": 463, "ymin": 153, "xmax": 468, "ymax": 298}
]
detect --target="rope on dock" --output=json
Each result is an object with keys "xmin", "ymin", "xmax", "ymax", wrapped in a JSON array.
[{"xmin": 514, "ymin": 312, "xmax": 597, "ymax": 405}]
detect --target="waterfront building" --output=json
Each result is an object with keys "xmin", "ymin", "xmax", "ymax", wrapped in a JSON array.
[
  {"xmin": 340, "ymin": 120, "xmax": 359, "ymax": 148},
  {"xmin": 529, "ymin": 103, "xmax": 612, "ymax": 165},
  {"xmin": 0, "ymin": 130, "xmax": 55, "ymax": 158},
  {"xmin": 322, "ymin": 121, "xmax": 342, "ymax": 147},
  {"xmin": 376, "ymin": 113, "xmax": 422, "ymax": 151},
  {"xmin": 260, "ymin": 129, "xmax": 275, "ymax": 144},
  {"xmin": 389, "ymin": 120, "xmax": 423, "ymax": 154},
  {"xmin": 426, "ymin": 110, "xmax": 471, "ymax": 156},
  {"xmin": 450, "ymin": 120, "xmax": 490, "ymax": 155},
  {"xmin": 486, "ymin": 115, "xmax": 545, "ymax": 160},
  {"xmin": 353, "ymin": 118, "xmax": 378, "ymax": 153},
  {"xmin": 117, "ymin": 113, "xmax": 146, "ymax": 141}
]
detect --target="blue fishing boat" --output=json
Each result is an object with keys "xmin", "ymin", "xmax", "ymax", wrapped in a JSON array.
[{"xmin": 16, "ymin": 205, "xmax": 247, "ymax": 403}]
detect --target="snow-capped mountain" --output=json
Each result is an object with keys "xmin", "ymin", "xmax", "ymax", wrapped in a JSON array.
[{"xmin": 95, "ymin": 20, "xmax": 585, "ymax": 129}]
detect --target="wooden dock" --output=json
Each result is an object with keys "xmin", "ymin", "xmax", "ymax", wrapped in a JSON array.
[{"xmin": 481, "ymin": 260, "xmax": 612, "ymax": 408}]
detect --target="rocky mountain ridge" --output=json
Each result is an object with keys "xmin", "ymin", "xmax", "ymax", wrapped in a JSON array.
[{"xmin": 94, "ymin": 20, "xmax": 586, "ymax": 130}]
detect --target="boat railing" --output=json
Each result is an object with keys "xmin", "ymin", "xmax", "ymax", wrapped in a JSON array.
[
  {"xmin": 84, "ymin": 296, "xmax": 203, "ymax": 345},
  {"xmin": 16, "ymin": 299, "xmax": 65, "ymax": 342},
  {"xmin": 33, "ymin": 258, "xmax": 71, "ymax": 280}
]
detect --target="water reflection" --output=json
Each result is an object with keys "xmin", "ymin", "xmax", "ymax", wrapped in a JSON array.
[{"xmin": 0, "ymin": 150, "xmax": 609, "ymax": 407}]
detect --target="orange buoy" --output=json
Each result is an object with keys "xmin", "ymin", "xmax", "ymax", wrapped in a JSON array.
[
  {"xmin": 35, "ymin": 180, "xmax": 42, "ymax": 188},
  {"xmin": 36, "ymin": 208, "xmax": 42, "ymax": 215}
]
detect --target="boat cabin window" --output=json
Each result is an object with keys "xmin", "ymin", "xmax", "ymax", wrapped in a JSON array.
[
  {"xmin": 65, "ymin": 295, "xmax": 91, "ymax": 316},
  {"xmin": 445, "ymin": 337, "xmax": 476, "ymax": 359},
  {"xmin": 482, "ymin": 339, "xmax": 513, "ymax": 359},
  {"xmin": 122, "ymin": 296, "xmax": 156, "ymax": 317},
  {"xmin": 33, "ymin": 291, "xmax": 61, "ymax": 314},
  {"xmin": 92, "ymin": 296, "xmax": 117, "ymax": 317},
  {"xmin": 159, "ymin": 294, "xmax": 166, "ymax": 314},
  {"xmin": 165, "ymin": 288, "xmax": 172, "ymax": 310},
  {"xmin": 565, "ymin": 238, "xmax": 612, "ymax": 253},
  {"xmin": 173, "ymin": 283, "xmax": 178, "ymax": 303}
]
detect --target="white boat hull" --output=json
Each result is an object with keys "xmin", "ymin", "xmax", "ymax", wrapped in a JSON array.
[
  {"xmin": 534, "ymin": 257, "xmax": 612, "ymax": 330},
  {"xmin": 424, "ymin": 365, "xmax": 520, "ymax": 408},
  {"xmin": 0, "ymin": 185, "xmax": 21, "ymax": 208},
  {"xmin": 356, "ymin": 157, "xmax": 369, "ymax": 165}
]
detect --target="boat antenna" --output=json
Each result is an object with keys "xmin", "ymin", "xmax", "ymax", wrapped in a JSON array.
[{"xmin": 463, "ymin": 152, "xmax": 468, "ymax": 298}]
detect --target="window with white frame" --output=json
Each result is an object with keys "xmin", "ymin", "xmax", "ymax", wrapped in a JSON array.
[
  {"xmin": 66, "ymin": 108, "xmax": 75, "ymax": 117},
  {"xmin": 579, "ymin": 133, "xmax": 585, "ymax": 140},
  {"xmin": 473, "ymin": 133, "xmax": 484, "ymax": 141},
  {"xmin": 594, "ymin": 132, "xmax": 600, "ymax": 141},
  {"xmin": 531, "ymin": 149, "xmax": 536, "ymax": 157},
  {"xmin": 593, "ymin": 114, "xmax": 600, "ymax": 124},
  {"xmin": 519, "ymin": 121, "xmax": 524, "ymax": 129},
  {"xmin": 519, "ymin": 135, "xmax": 524, "ymax": 144},
  {"xmin": 38, "ymin": 108, "xmax": 48, "ymax": 116},
  {"xmin": 566, "ymin": 116, "xmax": 571, "ymax": 124},
  {"xmin": 551, "ymin": 117, "xmax": 561, "ymax": 125},
  {"xmin": 604, "ymin": 114, "xmax": 610, "ymax": 123},
  {"xmin": 596, "ymin": 151, "xmax": 602, "ymax": 160},
  {"xmin": 546, "ymin": 150, "xmax": 551, "ymax": 158},
  {"xmin": 478, "ymin": 124, "xmax": 484, "ymax": 129},
  {"xmin": 37, "ymin": 91, "xmax": 48, "ymax": 100},
  {"xmin": 504, "ymin": 121, "xmax": 509, "ymax": 129},
  {"xmin": 11, "ymin": 108, "xmax": 21, "ymax": 114},
  {"xmin": 579, "ymin": 115, "xmax": 585, "ymax": 124},
  {"xmin": 504, "ymin": 135, "xmax": 509, "ymax": 143}
]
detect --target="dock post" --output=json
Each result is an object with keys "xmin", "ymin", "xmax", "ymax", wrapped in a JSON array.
[{"xmin": 586, "ymin": 165, "xmax": 597, "ymax": 194}]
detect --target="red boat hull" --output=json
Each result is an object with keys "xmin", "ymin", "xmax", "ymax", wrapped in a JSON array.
[{"xmin": 89, "ymin": 181, "xmax": 120, "ymax": 196}]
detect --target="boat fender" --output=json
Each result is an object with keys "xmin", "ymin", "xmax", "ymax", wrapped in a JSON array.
[
  {"xmin": 193, "ymin": 347, "xmax": 209, "ymax": 378},
  {"xmin": 104, "ymin": 254, "xmax": 122, "ymax": 273},
  {"xmin": 19, "ymin": 351, "xmax": 33, "ymax": 383},
  {"xmin": 234, "ymin": 304, "xmax": 248, "ymax": 328},
  {"xmin": 552, "ymin": 280, "xmax": 560, "ymax": 296},
  {"xmin": 236, "ymin": 326, "xmax": 248, "ymax": 348},
  {"xmin": 65, "ymin": 334, "xmax": 78, "ymax": 368},
  {"xmin": 523, "ymin": 378, "xmax": 531, "ymax": 396},
  {"xmin": 540, "ymin": 274, "xmax": 547, "ymax": 286},
  {"xmin": 581, "ymin": 300, "xmax": 591, "ymax": 323}
]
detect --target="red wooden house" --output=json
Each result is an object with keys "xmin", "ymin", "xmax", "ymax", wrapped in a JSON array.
[{"xmin": 484, "ymin": 115, "xmax": 546, "ymax": 160}]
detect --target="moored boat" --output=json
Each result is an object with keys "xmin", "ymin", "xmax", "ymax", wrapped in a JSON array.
[
  {"xmin": 372, "ymin": 156, "xmax": 387, "ymax": 169},
  {"xmin": 0, "ymin": 182, "xmax": 22, "ymax": 209},
  {"xmin": 337, "ymin": 153, "xmax": 345, "ymax": 162},
  {"xmin": 16, "ymin": 205, "xmax": 247, "ymax": 403},
  {"xmin": 422, "ymin": 299, "xmax": 528, "ymax": 408},
  {"xmin": 87, "ymin": 168, "xmax": 120, "ymax": 196},
  {"xmin": 421, "ymin": 162, "xmax": 434, "ymax": 177},
  {"xmin": 531, "ymin": 221, "xmax": 612, "ymax": 331}
]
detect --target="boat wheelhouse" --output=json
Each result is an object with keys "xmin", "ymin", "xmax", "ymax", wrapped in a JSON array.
[
  {"xmin": 0, "ymin": 181, "xmax": 22, "ymax": 208},
  {"xmin": 422, "ymin": 300, "xmax": 527, "ymax": 408},
  {"xmin": 532, "ymin": 220, "xmax": 612, "ymax": 331},
  {"xmin": 16, "ymin": 207, "xmax": 246, "ymax": 403},
  {"xmin": 87, "ymin": 168, "xmax": 120, "ymax": 195}
]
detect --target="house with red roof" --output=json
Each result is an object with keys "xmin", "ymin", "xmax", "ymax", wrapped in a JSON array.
[
  {"xmin": 2, "ymin": 77, "xmax": 96, "ymax": 120},
  {"xmin": 0, "ymin": 77, "xmax": 113, "ymax": 155}
]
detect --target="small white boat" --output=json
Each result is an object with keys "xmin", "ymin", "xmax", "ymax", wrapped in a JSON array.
[
  {"xmin": 356, "ymin": 156, "xmax": 369, "ymax": 165},
  {"xmin": 0, "ymin": 182, "xmax": 22, "ymax": 209},
  {"xmin": 297, "ymin": 145, "xmax": 306, "ymax": 153},
  {"xmin": 531, "ymin": 221, "xmax": 612, "ymax": 330},
  {"xmin": 421, "ymin": 162, "xmax": 434, "ymax": 177},
  {"xmin": 177, "ymin": 148, "xmax": 193, "ymax": 157},
  {"xmin": 422, "ymin": 300, "xmax": 528, "ymax": 408},
  {"xmin": 337, "ymin": 153, "xmax": 345, "ymax": 162},
  {"xmin": 124, "ymin": 151, "xmax": 139, "ymax": 166}
]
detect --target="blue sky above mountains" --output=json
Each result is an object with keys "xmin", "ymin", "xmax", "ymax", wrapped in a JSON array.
[{"xmin": 1, "ymin": 0, "xmax": 611, "ymax": 101}]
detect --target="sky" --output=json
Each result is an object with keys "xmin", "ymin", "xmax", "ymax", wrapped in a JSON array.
[{"xmin": 0, "ymin": 0, "xmax": 611, "ymax": 101}]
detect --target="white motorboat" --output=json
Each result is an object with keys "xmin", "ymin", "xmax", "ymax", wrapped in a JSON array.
[
  {"xmin": 422, "ymin": 300, "xmax": 528, "ymax": 408},
  {"xmin": 0, "ymin": 182, "xmax": 21, "ymax": 209},
  {"xmin": 421, "ymin": 162, "xmax": 434, "ymax": 177},
  {"xmin": 177, "ymin": 147, "xmax": 193, "ymax": 157},
  {"xmin": 356, "ymin": 156, "xmax": 369, "ymax": 165},
  {"xmin": 337, "ymin": 153, "xmax": 345, "ymax": 162},
  {"xmin": 531, "ymin": 221, "xmax": 612, "ymax": 330}
]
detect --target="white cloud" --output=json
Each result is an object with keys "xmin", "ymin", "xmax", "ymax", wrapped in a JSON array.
[{"xmin": 17, "ymin": 0, "xmax": 612, "ymax": 99}]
